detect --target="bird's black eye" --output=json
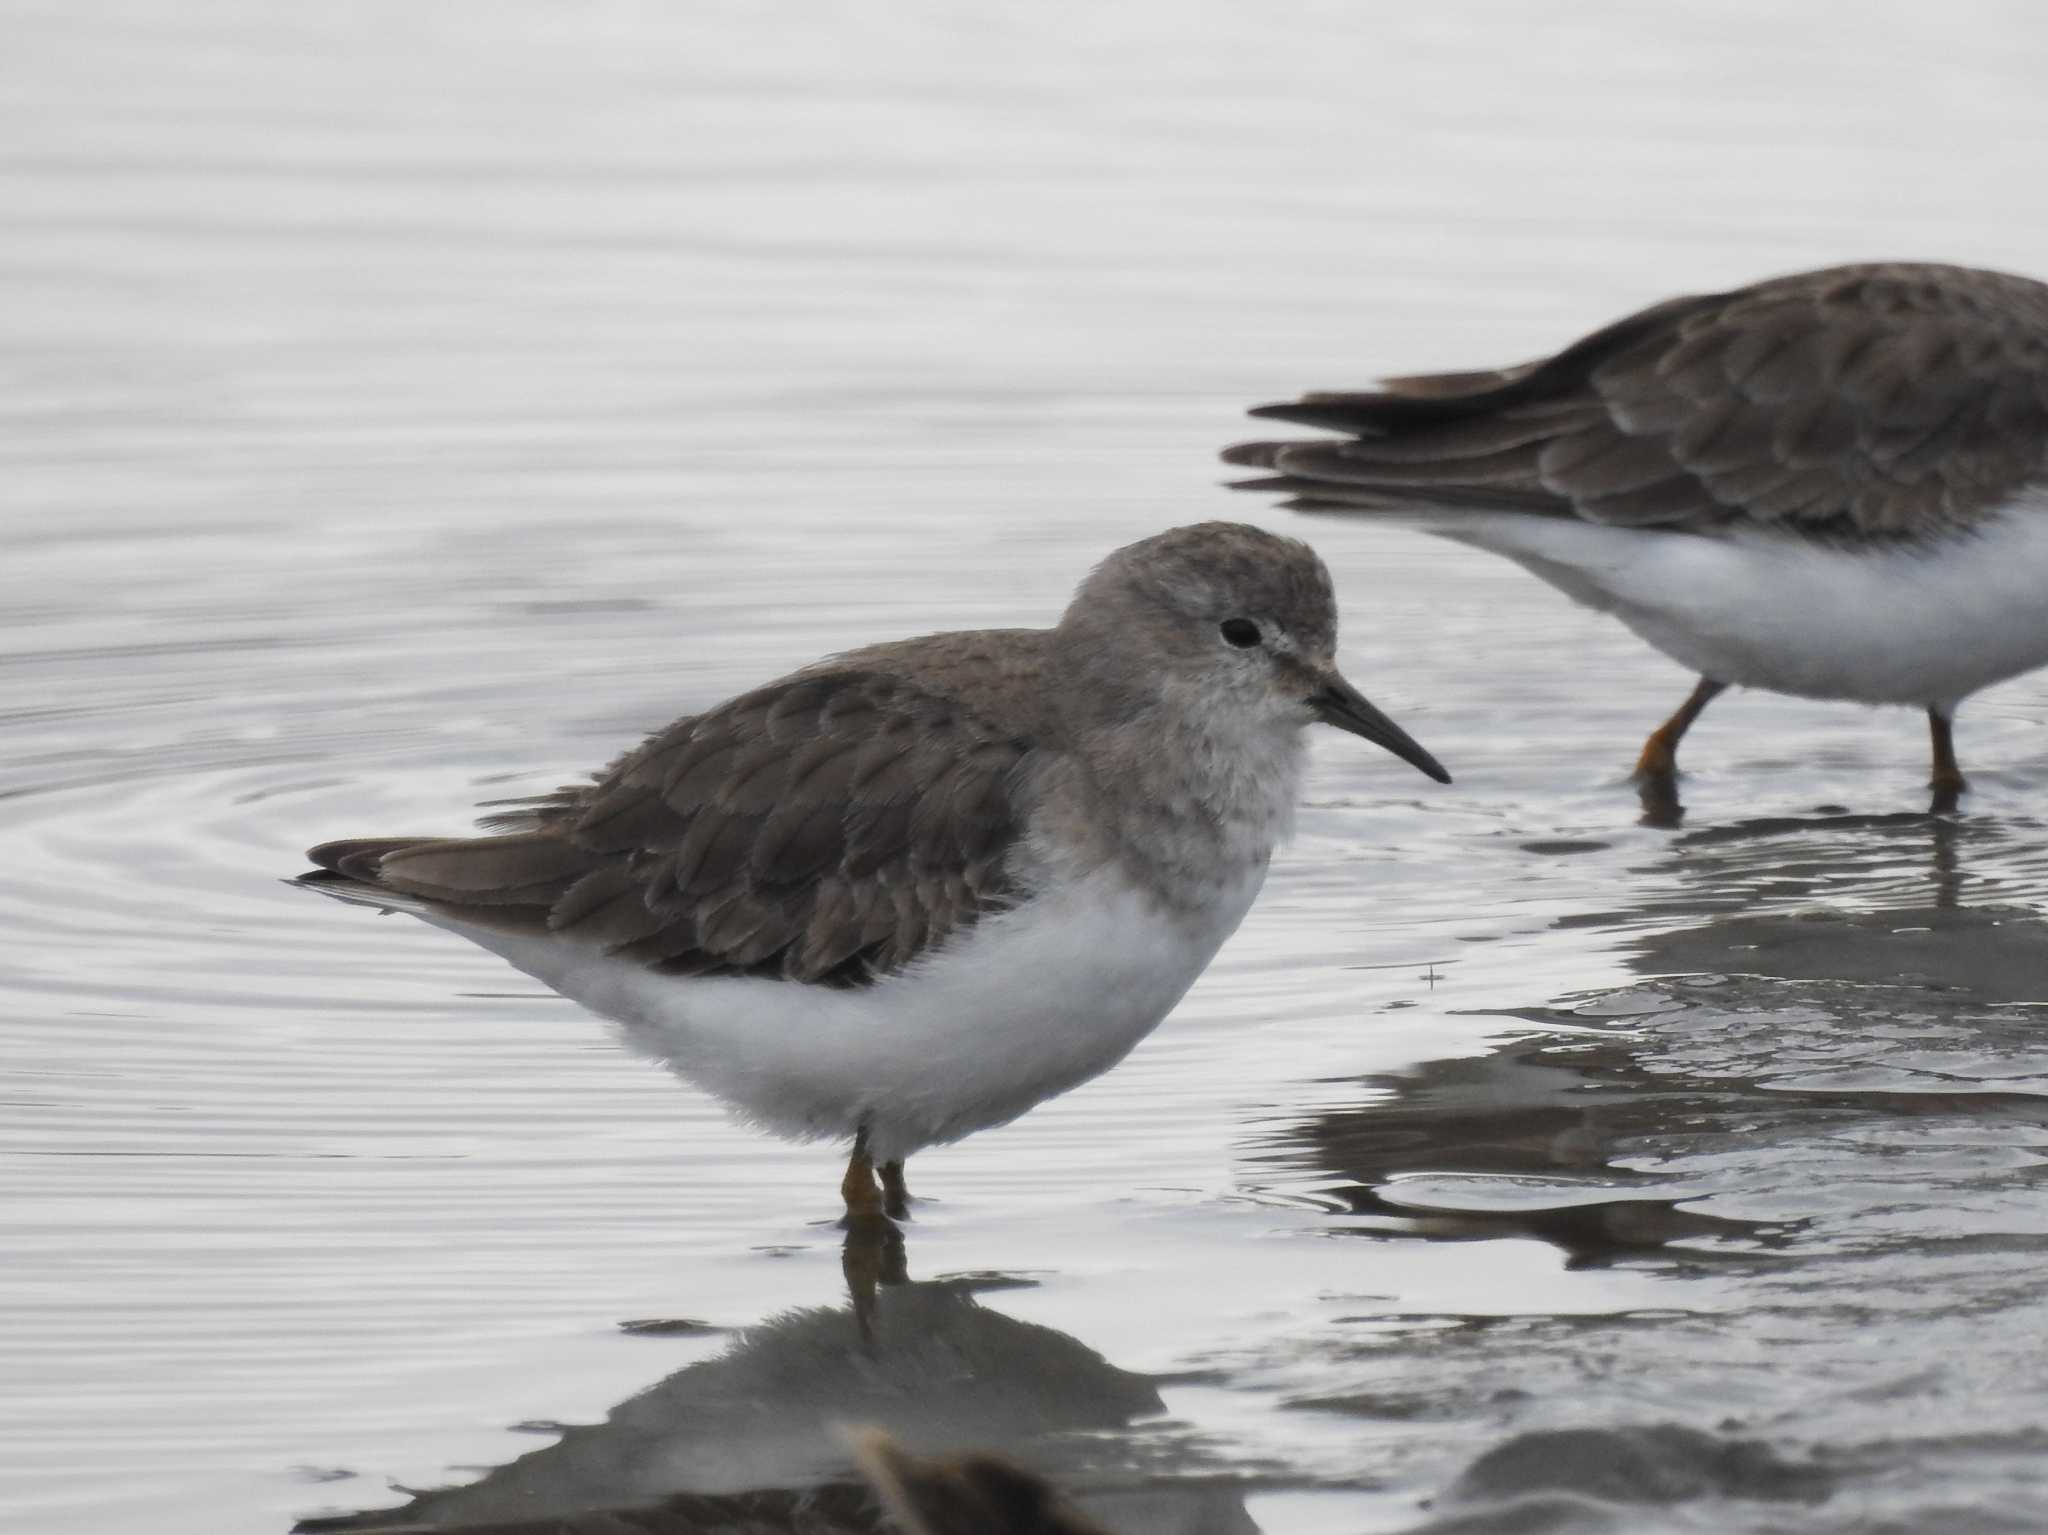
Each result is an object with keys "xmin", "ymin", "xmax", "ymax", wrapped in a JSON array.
[{"xmin": 1219, "ymin": 618, "xmax": 1262, "ymax": 648}]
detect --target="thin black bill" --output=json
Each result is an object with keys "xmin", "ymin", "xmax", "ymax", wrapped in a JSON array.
[{"xmin": 1310, "ymin": 680, "xmax": 1451, "ymax": 784}]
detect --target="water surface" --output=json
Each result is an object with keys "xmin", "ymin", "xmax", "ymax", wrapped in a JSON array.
[{"xmin": 8, "ymin": 4, "xmax": 2048, "ymax": 1532}]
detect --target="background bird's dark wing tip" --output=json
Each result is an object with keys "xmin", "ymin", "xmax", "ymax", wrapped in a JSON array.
[
  {"xmin": 1246, "ymin": 401, "xmax": 1334, "ymax": 426},
  {"xmin": 1220, "ymin": 440, "xmax": 1283, "ymax": 467}
]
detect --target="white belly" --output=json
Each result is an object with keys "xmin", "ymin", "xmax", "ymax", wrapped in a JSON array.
[
  {"xmin": 429, "ymin": 864, "xmax": 1265, "ymax": 1163},
  {"xmin": 1430, "ymin": 502, "xmax": 2048, "ymax": 712}
]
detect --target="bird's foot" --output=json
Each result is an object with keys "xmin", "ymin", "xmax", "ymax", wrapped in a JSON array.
[{"xmin": 1635, "ymin": 769, "xmax": 1685, "ymax": 829}]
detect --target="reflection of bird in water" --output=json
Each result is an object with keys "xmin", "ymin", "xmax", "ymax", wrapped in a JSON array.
[
  {"xmin": 297, "ymin": 1265, "xmax": 1253, "ymax": 1535},
  {"xmin": 308, "ymin": 1429, "xmax": 1138, "ymax": 1535},
  {"xmin": 1279, "ymin": 825, "xmax": 2048, "ymax": 1267},
  {"xmin": 406, "ymin": 1423, "xmax": 1822, "ymax": 1535},
  {"xmin": 300, "ymin": 523, "xmax": 1444, "ymax": 1218},
  {"xmin": 853, "ymin": 1423, "xmax": 1829, "ymax": 1535},
  {"xmin": 1630, "ymin": 820, "xmax": 2048, "ymax": 1001},
  {"xmin": 852, "ymin": 1431, "xmax": 1113, "ymax": 1535},
  {"xmin": 1228, "ymin": 262, "xmax": 2048, "ymax": 819},
  {"xmin": 1281, "ymin": 1041, "xmax": 1781, "ymax": 1268},
  {"xmin": 1630, "ymin": 802, "xmax": 2048, "ymax": 926}
]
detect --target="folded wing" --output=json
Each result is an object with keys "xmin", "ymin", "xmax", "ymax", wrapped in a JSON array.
[{"xmin": 305, "ymin": 668, "xmax": 1036, "ymax": 987}]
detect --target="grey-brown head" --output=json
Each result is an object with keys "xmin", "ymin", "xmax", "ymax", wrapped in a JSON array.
[{"xmin": 1052, "ymin": 521, "xmax": 1450, "ymax": 784}]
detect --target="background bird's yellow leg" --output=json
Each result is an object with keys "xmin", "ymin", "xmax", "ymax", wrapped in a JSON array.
[
  {"xmin": 1928, "ymin": 708, "xmax": 1966, "ymax": 812},
  {"xmin": 1634, "ymin": 677, "xmax": 1727, "ymax": 779}
]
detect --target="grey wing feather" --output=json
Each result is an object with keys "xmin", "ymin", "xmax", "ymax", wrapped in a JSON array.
[
  {"xmin": 1225, "ymin": 263, "xmax": 2048, "ymax": 537},
  {"xmin": 304, "ymin": 670, "xmax": 1036, "ymax": 987}
]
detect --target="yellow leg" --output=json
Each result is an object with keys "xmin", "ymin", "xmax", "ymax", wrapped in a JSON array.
[
  {"xmin": 1634, "ymin": 677, "xmax": 1726, "ymax": 780},
  {"xmin": 841, "ymin": 1127, "xmax": 885, "ymax": 1218},
  {"xmin": 880, "ymin": 1159, "xmax": 909, "ymax": 1220},
  {"xmin": 1929, "ymin": 708, "xmax": 1966, "ymax": 812}
]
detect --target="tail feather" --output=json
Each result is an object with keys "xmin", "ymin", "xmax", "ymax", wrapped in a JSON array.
[
  {"xmin": 371, "ymin": 834, "xmax": 594, "ymax": 906},
  {"xmin": 1227, "ymin": 288, "xmax": 1716, "ymax": 520},
  {"xmin": 305, "ymin": 837, "xmax": 441, "ymax": 880},
  {"xmin": 302, "ymin": 832, "xmax": 595, "ymax": 908},
  {"xmin": 1226, "ymin": 393, "xmax": 1585, "ymax": 519}
]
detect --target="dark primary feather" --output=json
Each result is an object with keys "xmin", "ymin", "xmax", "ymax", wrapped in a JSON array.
[
  {"xmin": 304, "ymin": 661, "xmax": 1038, "ymax": 988},
  {"xmin": 1225, "ymin": 262, "xmax": 2048, "ymax": 537}
]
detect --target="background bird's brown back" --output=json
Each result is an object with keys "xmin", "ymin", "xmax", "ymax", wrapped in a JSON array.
[{"xmin": 1226, "ymin": 262, "xmax": 2048, "ymax": 537}]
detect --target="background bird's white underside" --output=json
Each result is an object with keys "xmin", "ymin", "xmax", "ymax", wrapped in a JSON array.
[
  {"xmin": 424, "ymin": 863, "xmax": 1267, "ymax": 1165},
  {"xmin": 1413, "ymin": 493, "xmax": 2048, "ymax": 711}
]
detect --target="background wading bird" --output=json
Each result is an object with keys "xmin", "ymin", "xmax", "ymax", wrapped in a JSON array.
[{"xmin": 1227, "ymin": 262, "xmax": 2048, "ymax": 819}]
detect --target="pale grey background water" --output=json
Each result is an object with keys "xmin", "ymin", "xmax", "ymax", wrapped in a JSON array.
[{"xmin": 8, "ymin": 4, "xmax": 2048, "ymax": 1532}]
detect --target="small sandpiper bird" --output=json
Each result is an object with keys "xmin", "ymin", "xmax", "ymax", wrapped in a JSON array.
[
  {"xmin": 1225, "ymin": 262, "xmax": 2048, "ymax": 812},
  {"xmin": 301, "ymin": 522, "xmax": 1447, "ymax": 1218}
]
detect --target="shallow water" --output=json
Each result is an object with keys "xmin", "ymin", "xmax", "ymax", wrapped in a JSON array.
[{"xmin": 8, "ymin": 4, "xmax": 2048, "ymax": 1532}]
